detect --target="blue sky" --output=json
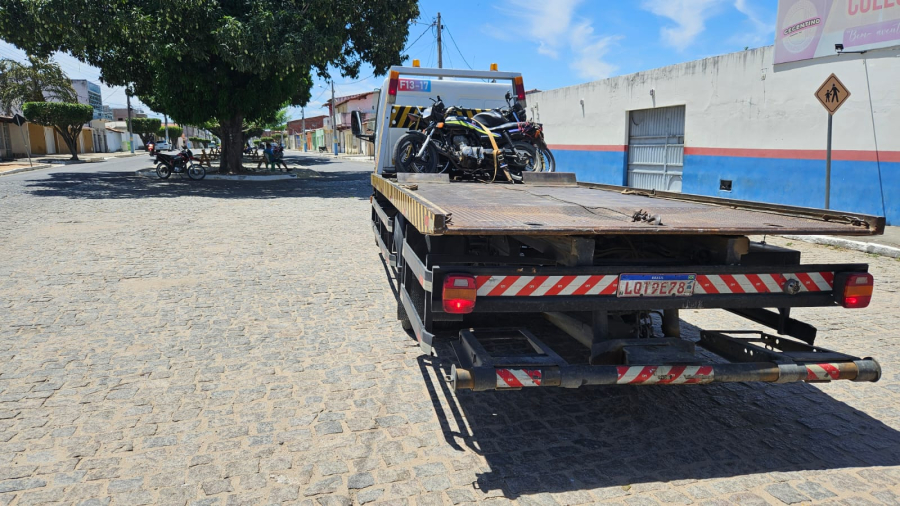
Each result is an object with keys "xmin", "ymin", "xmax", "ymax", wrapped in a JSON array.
[{"xmin": 2, "ymin": 0, "xmax": 778, "ymax": 122}]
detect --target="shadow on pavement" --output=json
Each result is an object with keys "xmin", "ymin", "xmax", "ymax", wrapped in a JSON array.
[
  {"xmin": 413, "ymin": 318, "xmax": 900, "ymax": 499},
  {"xmin": 23, "ymin": 170, "xmax": 372, "ymax": 200}
]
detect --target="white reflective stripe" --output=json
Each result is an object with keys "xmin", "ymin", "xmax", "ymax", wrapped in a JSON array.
[
  {"xmin": 759, "ymin": 274, "xmax": 782, "ymax": 293},
  {"xmin": 511, "ymin": 369, "xmax": 538, "ymax": 386},
  {"xmin": 732, "ymin": 275, "xmax": 757, "ymax": 293},
  {"xmin": 586, "ymin": 275, "xmax": 617, "ymax": 295},
  {"xmin": 501, "ymin": 276, "xmax": 532, "ymax": 296},
  {"xmin": 531, "ymin": 276, "xmax": 563, "ymax": 297},
  {"xmin": 616, "ymin": 366, "xmax": 646, "ymax": 384},
  {"xmin": 476, "ymin": 276, "xmax": 504, "ymax": 296},
  {"xmin": 558, "ymin": 275, "xmax": 591, "ymax": 296},
  {"xmin": 693, "ymin": 280, "xmax": 707, "ymax": 295},
  {"xmin": 806, "ymin": 364, "xmax": 833, "ymax": 380},
  {"xmin": 808, "ymin": 272, "xmax": 832, "ymax": 291},
  {"xmin": 708, "ymin": 275, "xmax": 731, "ymax": 293}
]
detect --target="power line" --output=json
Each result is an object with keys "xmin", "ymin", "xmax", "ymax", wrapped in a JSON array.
[
  {"xmin": 444, "ymin": 25, "xmax": 474, "ymax": 70},
  {"xmin": 404, "ymin": 23, "xmax": 434, "ymax": 53}
]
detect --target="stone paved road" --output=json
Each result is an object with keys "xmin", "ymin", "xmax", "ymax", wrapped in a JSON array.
[{"xmin": 1, "ymin": 155, "xmax": 899, "ymax": 505}]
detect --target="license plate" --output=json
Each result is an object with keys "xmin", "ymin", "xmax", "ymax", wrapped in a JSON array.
[{"xmin": 617, "ymin": 274, "xmax": 696, "ymax": 298}]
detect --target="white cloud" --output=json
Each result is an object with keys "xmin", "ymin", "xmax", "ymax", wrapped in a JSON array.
[
  {"xmin": 641, "ymin": 0, "xmax": 723, "ymax": 49},
  {"xmin": 731, "ymin": 0, "xmax": 775, "ymax": 46},
  {"xmin": 500, "ymin": 0, "xmax": 620, "ymax": 81},
  {"xmin": 568, "ymin": 21, "xmax": 621, "ymax": 80}
]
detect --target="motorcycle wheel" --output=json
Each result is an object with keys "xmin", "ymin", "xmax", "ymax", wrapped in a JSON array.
[
  {"xmin": 508, "ymin": 141, "xmax": 539, "ymax": 181},
  {"xmin": 187, "ymin": 163, "xmax": 206, "ymax": 180},
  {"xmin": 538, "ymin": 146, "xmax": 556, "ymax": 172},
  {"xmin": 393, "ymin": 132, "xmax": 438, "ymax": 173},
  {"xmin": 156, "ymin": 162, "xmax": 172, "ymax": 179}
]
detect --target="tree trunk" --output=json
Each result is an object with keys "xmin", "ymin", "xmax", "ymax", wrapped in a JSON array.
[
  {"xmin": 56, "ymin": 126, "xmax": 80, "ymax": 161},
  {"xmin": 219, "ymin": 114, "xmax": 244, "ymax": 174}
]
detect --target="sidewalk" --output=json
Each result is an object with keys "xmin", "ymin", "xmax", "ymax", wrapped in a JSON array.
[
  {"xmin": 782, "ymin": 226, "xmax": 900, "ymax": 258},
  {"xmin": 0, "ymin": 151, "xmax": 143, "ymax": 176}
]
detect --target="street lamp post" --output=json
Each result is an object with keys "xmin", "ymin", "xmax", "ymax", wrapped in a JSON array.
[{"xmin": 331, "ymin": 80, "xmax": 338, "ymax": 156}]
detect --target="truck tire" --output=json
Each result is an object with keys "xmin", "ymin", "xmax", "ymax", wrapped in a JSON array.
[
  {"xmin": 398, "ymin": 301, "xmax": 412, "ymax": 330},
  {"xmin": 393, "ymin": 132, "xmax": 438, "ymax": 173}
]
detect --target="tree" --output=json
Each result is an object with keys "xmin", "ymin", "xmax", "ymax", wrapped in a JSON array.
[
  {"xmin": 0, "ymin": 0, "xmax": 419, "ymax": 173},
  {"xmin": 0, "ymin": 56, "xmax": 77, "ymax": 114},
  {"xmin": 157, "ymin": 126, "xmax": 183, "ymax": 142},
  {"xmin": 188, "ymin": 136, "xmax": 207, "ymax": 148},
  {"xmin": 130, "ymin": 117, "xmax": 162, "ymax": 147},
  {"xmin": 23, "ymin": 102, "xmax": 93, "ymax": 161}
]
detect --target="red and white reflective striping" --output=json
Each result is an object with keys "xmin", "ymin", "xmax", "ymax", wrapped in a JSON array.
[
  {"xmin": 615, "ymin": 365, "xmax": 714, "ymax": 385},
  {"xmin": 496, "ymin": 368, "xmax": 543, "ymax": 388},
  {"xmin": 806, "ymin": 363, "xmax": 842, "ymax": 381},
  {"xmin": 476, "ymin": 275, "xmax": 618, "ymax": 297},
  {"xmin": 694, "ymin": 272, "xmax": 833, "ymax": 294}
]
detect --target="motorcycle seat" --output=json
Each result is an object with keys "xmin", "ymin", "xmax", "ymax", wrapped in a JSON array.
[{"xmin": 472, "ymin": 111, "xmax": 505, "ymax": 127}]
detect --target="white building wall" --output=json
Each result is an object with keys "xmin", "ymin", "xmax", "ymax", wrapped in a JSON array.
[
  {"xmin": 529, "ymin": 45, "xmax": 900, "ymax": 224},
  {"xmin": 530, "ymin": 45, "xmax": 900, "ymax": 152}
]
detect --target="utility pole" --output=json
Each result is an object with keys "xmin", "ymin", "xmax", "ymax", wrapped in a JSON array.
[
  {"xmin": 301, "ymin": 107, "xmax": 306, "ymax": 152},
  {"xmin": 164, "ymin": 114, "xmax": 169, "ymax": 144},
  {"xmin": 436, "ymin": 13, "xmax": 442, "ymax": 69},
  {"xmin": 126, "ymin": 87, "xmax": 135, "ymax": 154},
  {"xmin": 331, "ymin": 79, "xmax": 338, "ymax": 155}
]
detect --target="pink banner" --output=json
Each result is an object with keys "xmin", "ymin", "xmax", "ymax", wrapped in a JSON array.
[{"xmin": 775, "ymin": 0, "xmax": 900, "ymax": 64}]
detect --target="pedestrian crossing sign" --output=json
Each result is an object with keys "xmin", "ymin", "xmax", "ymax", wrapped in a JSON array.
[{"xmin": 816, "ymin": 74, "xmax": 851, "ymax": 115}]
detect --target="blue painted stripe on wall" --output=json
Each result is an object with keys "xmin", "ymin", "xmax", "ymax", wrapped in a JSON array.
[
  {"xmin": 553, "ymin": 148, "xmax": 897, "ymax": 225},
  {"xmin": 682, "ymin": 155, "xmax": 898, "ymax": 226},
  {"xmin": 553, "ymin": 149, "xmax": 627, "ymax": 185}
]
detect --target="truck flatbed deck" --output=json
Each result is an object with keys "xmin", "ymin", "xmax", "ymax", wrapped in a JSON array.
[{"xmin": 372, "ymin": 174, "xmax": 885, "ymax": 237}]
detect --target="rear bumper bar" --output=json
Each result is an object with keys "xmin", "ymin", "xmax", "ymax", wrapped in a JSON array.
[{"xmin": 452, "ymin": 358, "xmax": 882, "ymax": 391}]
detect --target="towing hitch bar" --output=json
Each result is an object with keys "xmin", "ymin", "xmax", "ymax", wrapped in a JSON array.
[{"xmin": 450, "ymin": 328, "xmax": 881, "ymax": 391}]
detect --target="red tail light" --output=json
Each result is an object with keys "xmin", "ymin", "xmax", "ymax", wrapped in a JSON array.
[
  {"xmin": 834, "ymin": 272, "xmax": 874, "ymax": 308},
  {"xmin": 513, "ymin": 76, "xmax": 526, "ymax": 101},
  {"xmin": 443, "ymin": 275, "xmax": 476, "ymax": 314},
  {"xmin": 387, "ymin": 70, "xmax": 400, "ymax": 96}
]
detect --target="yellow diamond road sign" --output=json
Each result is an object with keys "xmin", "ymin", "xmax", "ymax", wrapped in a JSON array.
[{"xmin": 815, "ymin": 74, "xmax": 850, "ymax": 115}]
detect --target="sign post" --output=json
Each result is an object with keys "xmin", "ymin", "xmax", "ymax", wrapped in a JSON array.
[{"xmin": 815, "ymin": 73, "xmax": 850, "ymax": 209}]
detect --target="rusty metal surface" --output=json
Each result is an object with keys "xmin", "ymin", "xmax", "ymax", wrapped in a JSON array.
[{"xmin": 374, "ymin": 176, "xmax": 884, "ymax": 236}]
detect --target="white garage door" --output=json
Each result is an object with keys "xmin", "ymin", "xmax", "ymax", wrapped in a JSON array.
[{"xmin": 627, "ymin": 106, "xmax": 685, "ymax": 192}]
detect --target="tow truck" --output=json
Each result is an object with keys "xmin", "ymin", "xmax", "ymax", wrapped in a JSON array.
[{"xmin": 350, "ymin": 65, "xmax": 884, "ymax": 391}]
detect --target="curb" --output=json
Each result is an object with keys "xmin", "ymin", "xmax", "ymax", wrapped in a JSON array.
[
  {"xmin": 135, "ymin": 168, "xmax": 319, "ymax": 181},
  {"xmin": 0, "ymin": 164, "xmax": 54, "ymax": 177},
  {"xmin": 780, "ymin": 235, "xmax": 900, "ymax": 259}
]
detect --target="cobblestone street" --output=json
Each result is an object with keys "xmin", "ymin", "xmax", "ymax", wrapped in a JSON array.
[{"xmin": 1, "ymin": 157, "xmax": 899, "ymax": 505}]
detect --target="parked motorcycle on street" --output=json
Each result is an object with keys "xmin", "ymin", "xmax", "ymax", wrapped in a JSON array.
[
  {"xmin": 156, "ymin": 148, "xmax": 205, "ymax": 180},
  {"xmin": 392, "ymin": 96, "xmax": 539, "ymax": 181}
]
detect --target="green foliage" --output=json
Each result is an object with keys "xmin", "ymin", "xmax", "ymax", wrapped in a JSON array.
[
  {"xmin": 0, "ymin": 56, "xmax": 77, "ymax": 114},
  {"xmin": 259, "ymin": 136, "xmax": 275, "ymax": 143},
  {"xmin": 0, "ymin": 0, "xmax": 419, "ymax": 172},
  {"xmin": 157, "ymin": 126, "xmax": 183, "ymax": 140},
  {"xmin": 130, "ymin": 117, "xmax": 162, "ymax": 146},
  {"xmin": 188, "ymin": 136, "xmax": 208, "ymax": 147},
  {"xmin": 23, "ymin": 102, "xmax": 93, "ymax": 160}
]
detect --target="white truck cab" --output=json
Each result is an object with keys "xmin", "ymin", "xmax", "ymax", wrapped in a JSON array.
[{"xmin": 351, "ymin": 65, "xmax": 527, "ymax": 174}]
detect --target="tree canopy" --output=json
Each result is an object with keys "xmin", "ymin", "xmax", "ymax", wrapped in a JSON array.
[
  {"xmin": 23, "ymin": 102, "xmax": 93, "ymax": 161},
  {"xmin": 0, "ymin": 0, "xmax": 420, "ymax": 172},
  {"xmin": 130, "ymin": 117, "xmax": 162, "ymax": 146},
  {"xmin": 0, "ymin": 56, "xmax": 77, "ymax": 114},
  {"xmin": 157, "ymin": 125, "xmax": 183, "ymax": 141}
]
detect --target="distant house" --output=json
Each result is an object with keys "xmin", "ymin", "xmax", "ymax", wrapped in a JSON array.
[
  {"xmin": 324, "ymin": 91, "xmax": 377, "ymax": 155},
  {"xmin": 286, "ymin": 115, "xmax": 327, "ymax": 151}
]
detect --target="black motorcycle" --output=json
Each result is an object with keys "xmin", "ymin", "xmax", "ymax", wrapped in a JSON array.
[
  {"xmin": 156, "ymin": 148, "xmax": 205, "ymax": 180},
  {"xmin": 477, "ymin": 92, "xmax": 555, "ymax": 172},
  {"xmin": 392, "ymin": 96, "xmax": 539, "ymax": 181}
]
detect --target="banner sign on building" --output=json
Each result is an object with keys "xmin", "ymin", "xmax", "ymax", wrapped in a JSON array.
[{"xmin": 775, "ymin": 0, "xmax": 900, "ymax": 64}]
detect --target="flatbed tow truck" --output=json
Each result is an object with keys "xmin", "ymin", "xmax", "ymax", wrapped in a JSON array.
[{"xmin": 354, "ymin": 66, "xmax": 885, "ymax": 391}]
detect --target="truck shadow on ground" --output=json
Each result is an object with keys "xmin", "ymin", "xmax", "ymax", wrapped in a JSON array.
[
  {"xmin": 21, "ymin": 170, "xmax": 372, "ymax": 200},
  {"xmin": 414, "ymin": 326, "xmax": 900, "ymax": 499}
]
